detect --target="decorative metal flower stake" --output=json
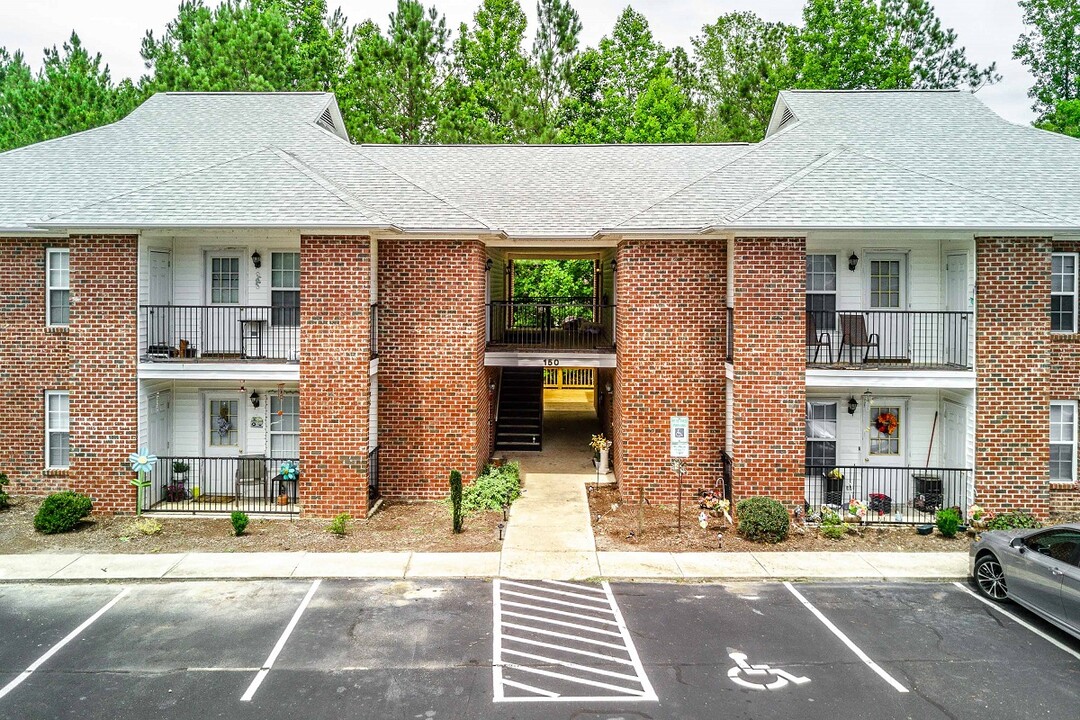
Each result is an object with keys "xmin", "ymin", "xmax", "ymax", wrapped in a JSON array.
[{"xmin": 129, "ymin": 449, "xmax": 158, "ymax": 516}]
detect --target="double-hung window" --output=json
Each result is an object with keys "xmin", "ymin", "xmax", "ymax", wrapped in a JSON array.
[
  {"xmin": 806, "ymin": 254, "xmax": 837, "ymax": 331},
  {"xmin": 269, "ymin": 394, "xmax": 299, "ymax": 458},
  {"xmin": 46, "ymin": 248, "xmax": 70, "ymax": 327},
  {"xmin": 1051, "ymin": 401, "xmax": 1077, "ymax": 482},
  {"xmin": 271, "ymin": 252, "xmax": 300, "ymax": 327},
  {"xmin": 45, "ymin": 391, "xmax": 70, "ymax": 469},
  {"xmin": 805, "ymin": 401, "xmax": 838, "ymax": 470},
  {"xmin": 1052, "ymin": 253, "xmax": 1078, "ymax": 333}
]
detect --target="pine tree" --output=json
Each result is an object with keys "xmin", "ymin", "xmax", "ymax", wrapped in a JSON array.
[{"xmin": 1014, "ymin": 0, "xmax": 1080, "ymax": 119}]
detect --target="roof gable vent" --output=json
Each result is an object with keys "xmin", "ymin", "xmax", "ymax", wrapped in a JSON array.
[
  {"xmin": 316, "ymin": 106, "xmax": 336, "ymax": 133},
  {"xmin": 776, "ymin": 106, "xmax": 796, "ymax": 132}
]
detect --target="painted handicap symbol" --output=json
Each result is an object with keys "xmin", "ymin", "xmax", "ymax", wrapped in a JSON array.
[{"xmin": 726, "ymin": 649, "xmax": 810, "ymax": 691}]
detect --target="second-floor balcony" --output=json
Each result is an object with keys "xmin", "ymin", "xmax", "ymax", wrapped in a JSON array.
[
  {"xmin": 487, "ymin": 298, "xmax": 615, "ymax": 351},
  {"xmin": 807, "ymin": 310, "xmax": 972, "ymax": 370},
  {"xmin": 141, "ymin": 305, "xmax": 299, "ymax": 363}
]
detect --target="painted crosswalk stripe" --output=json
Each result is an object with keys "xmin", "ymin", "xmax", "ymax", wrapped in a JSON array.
[{"xmin": 493, "ymin": 579, "xmax": 658, "ymax": 703}]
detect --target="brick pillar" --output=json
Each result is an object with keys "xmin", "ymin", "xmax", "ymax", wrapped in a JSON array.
[
  {"xmin": 613, "ymin": 238, "xmax": 726, "ymax": 504},
  {"xmin": 378, "ymin": 239, "xmax": 488, "ymax": 499},
  {"xmin": 976, "ymin": 236, "xmax": 1051, "ymax": 518},
  {"xmin": 729, "ymin": 236, "xmax": 806, "ymax": 510},
  {"xmin": 299, "ymin": 235, "xmax": 371, "ymax": 518},
  {"xmin": 0, "ymin": 237, "xmax": 74, "ymax": 494},
  {"xmin": 68, "ymin": 234, "xmax": 139, "ymax": 514}
]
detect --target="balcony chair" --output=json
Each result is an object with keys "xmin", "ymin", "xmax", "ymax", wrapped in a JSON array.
[
  {"xmin": 807, "ymin": 313, "xmax": 833, "ymax": 364},
  {"xmin": 234, "ymin": 455, "xmax": 268, "ymax": 502},
  {"xmin": 837, "ymin": 313, "xmax": 880, "ymax": 364}
]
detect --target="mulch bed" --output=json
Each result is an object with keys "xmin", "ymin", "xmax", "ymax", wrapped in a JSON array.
[
  {"xmin": 0, "ymin": 496, "xmax": 503, "ymax": 554},
  {"xmin": 588, "ymin": 486, "xmax": 972, "ymax": 553}
]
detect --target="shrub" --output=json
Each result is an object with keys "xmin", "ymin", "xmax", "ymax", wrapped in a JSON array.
[
  {"xmin": 987, "ymin": 511, "xmax": 1043, "ymax": 531},
  {"xmin": 450, "ymin": 470, "xmax": 464, "ymax": 533},
  {"xmin": 0, "ymin": 472, "xmax": 10, "ymax": 510},
  {"xmin": 132, "ymin": 518, "xmax": 162, "ymax": 536},
  {"xmin": 327, "ymin": 512, "xmax": 351, "ymax": 536},
  {"xmin": 33, "ymin": 491, "xmax": 93, "ymax": 534},
  {"xmin": 460, "ymin": 461, "xmax": 521, "ymax": 514},
  {"xmin": 736, "ymin": 497, "xmax": 790, "ymax": 544},
  {"xmin": 936, "ymin": 507, "xmax": 961, "ymax": 538},
  {"xmin": 231, "ymin": 511, "xmax": 249, "ymax": 536},
  {"xmin": 818, "ymin": 507, "xmax": 850, "ymax": 540}
]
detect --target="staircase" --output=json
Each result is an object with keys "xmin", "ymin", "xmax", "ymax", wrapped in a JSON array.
[{"xmin": 495, "ymin": 368, "xmax": 544, "ymax": 451}]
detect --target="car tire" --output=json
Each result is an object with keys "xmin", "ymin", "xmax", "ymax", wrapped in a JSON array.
[{"xmin": 974, "ymin": 554, "xmax": 1009, "ymax": 602}]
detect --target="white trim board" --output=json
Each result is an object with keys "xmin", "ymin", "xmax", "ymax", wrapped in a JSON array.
[
  {"xmin": 486, "ymin": 353, "xmax": 617, "ymax": 368},
  {"xmin": 806, "ymin": 369, "xmax": 975, "ymax": 390},
  {"xmin": 138, "ymin": 363, "xmax": 300, "ymax": 382}
]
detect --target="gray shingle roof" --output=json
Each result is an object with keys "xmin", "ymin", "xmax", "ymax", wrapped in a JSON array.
[{"xmin": 3, "ymin": 89, "xmax": 1080, "ymax": 236}]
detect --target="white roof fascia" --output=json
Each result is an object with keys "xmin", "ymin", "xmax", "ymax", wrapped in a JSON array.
[
  {"xmin": 30, "ymin": 222, "xmax": 402, "ymax": 233},
  {"xmin": 484, "ymin": 234, "xmax": 619, "ymax": 248},
  {"xmin": 713, "ymin": 224, "xmax": 1080, "ymax": 235}
]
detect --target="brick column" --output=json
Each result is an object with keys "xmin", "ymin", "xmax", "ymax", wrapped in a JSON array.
[
  {"xmin": 378, "ymin": 239, "xmax": 488, "ymax": 499},
  {"xmin": 299, "ymin": 235, "xmax": 371, "ymax": 518},
  {"xmin": 976, "ymin": 236, "xmax": 1051, "ymax": 518},
  {"xmin": 729, "ymin": 236, "xmax": 806, "ymax": 510},
  {"xmin": 68, "ymin": 234, "xmax": 139, "ymax": 514},
  {"xmin": 613, "ymin": 238, "xmax": 726, "ymax": 504}
]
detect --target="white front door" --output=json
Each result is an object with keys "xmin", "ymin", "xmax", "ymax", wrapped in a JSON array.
[
  {"xmin": 146, "ymin": 249, "xmax": 172, "ymax": 350},
  {"xmin": 942, "ymin": 401, "xmax": 967, "ymax": 468},
  {"xmin": 864, "ymin": 253, "xmax": 907, "ymax": 360},
  {"xmin": 945, "ymin": 253, "xmax": 970, "ymax": 366},
  {"xmin": 865, "ymin": 399, "xmax": 907, "ymax": 468},
  {"xmin": 147, "ymin": 390, "xmax": 172, "ymax": 506},
  {"xmin": 204, "ymin": 253, "xmax": 244, "ymax": 356}
]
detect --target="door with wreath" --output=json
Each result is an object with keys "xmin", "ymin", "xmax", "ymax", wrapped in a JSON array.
[{"xmin": 864, "ymin": 400, "xmax": 907, "ymax": 509}]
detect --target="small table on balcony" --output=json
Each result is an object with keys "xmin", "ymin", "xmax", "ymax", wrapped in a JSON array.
[{"xmin": 239, "ymin": 318, "xmax": 267, "ymax": 359}]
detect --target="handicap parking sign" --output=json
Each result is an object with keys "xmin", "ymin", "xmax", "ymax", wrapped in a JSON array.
[{"xmin": 670, "ymin": 416, "xmax": 689, "ymax": 458}]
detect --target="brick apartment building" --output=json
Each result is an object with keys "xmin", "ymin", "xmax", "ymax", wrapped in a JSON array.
[{"xmin": 1, "ymin": 89, "xmax": 1078, "ymax": 522}]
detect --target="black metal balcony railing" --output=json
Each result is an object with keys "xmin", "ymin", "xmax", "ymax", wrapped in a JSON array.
[
  {"xmin": 488, "ymin": 300, "xmax": 616, "ymax": 350},
  {"xmin": 804, "ymin": 465, "xmax": 972, "ymax": 524},
  {"xmin": 141, "ymin": 305, "xmax": 299, "ymax": 362},
  {"xmin": 140, "ymin": 456, "xmax": 300, "ymax": 514},
  {"xmin": 807, "ymin": 310, "xmax": 972, "ymax": 369},
  {"xmin": 367, "ymin": 445, "xmax": 380, "ymax": 502}
]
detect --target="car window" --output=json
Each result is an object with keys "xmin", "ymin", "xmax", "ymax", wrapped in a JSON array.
[{"xmin": 1024, "ymin": 530, "xmax": 1080, "ymax": 566}]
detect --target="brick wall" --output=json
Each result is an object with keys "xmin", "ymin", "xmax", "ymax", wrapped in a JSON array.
[
  {"xmin": 378, "ymin": 238, "xmax": 488, "ymax": 499},
  {"xmin": 299, "ymin": 235, "xmax": 371, "ymax": 518},
  {"xmin": 68, "ymin": 235, "xmax": 139, "ymax": 514},
  {"xmin": 0, "ymin": 237, "xmax": 73, "ymax": 495},
  {"xmin": 729, "ymin": 236, "xmax": 806, "ymax": 510},
  {"xmin": 975, "ymin": 236, "xmax": 1051, "ymax": 518},
  {"xmin": 613, "ymin": 238, "xmax": 726, "ymax": 504}
]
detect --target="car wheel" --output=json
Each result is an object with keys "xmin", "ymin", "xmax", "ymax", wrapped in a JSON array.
[{"xmin": 975, "ymin": 554, "xmax": 1008, "ymax": 601}]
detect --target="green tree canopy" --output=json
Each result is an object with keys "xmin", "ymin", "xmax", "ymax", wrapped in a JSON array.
[
  {"xmin": 512, "ymin": 259, "xmax": 594, "ymax": 300},
  {"xmin": 1035, "ymin": 98, "xmax": 1080, "ymax": 138},
  {"xmin": 532, "ymin": 0, "xmax": 582, "ymax": 140},
  {"xmin": 1014, "ymin": 0, "xmax": 1080, "ymax": 119}
]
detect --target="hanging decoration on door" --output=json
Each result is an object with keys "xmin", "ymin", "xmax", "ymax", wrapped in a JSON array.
[
  {"xmin": 276, "ymin": 383, "xmax": 285, "ymax": 417},
  {"xmin": 874, "ymin": 411, "xmax": 899, "ymax": 436},
  {"xmin": 216, "ymin": 404, "xmax": 232, "ymax": 439}
]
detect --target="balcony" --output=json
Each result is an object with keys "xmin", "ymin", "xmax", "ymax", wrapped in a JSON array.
[
  {"xmin": 487, "ymin": 298, "xmax": 615, "ymax": 351},
  {"xmin": 139, "ymin": 455, "xmax": 300, "ymax": 515},
  {"xmin": 141, "ymin": 305, "xmax": 299, "ymax": 363},
  {"xmin": 807, "ymin": 310, "xmax": 972, "ymax": 370},
  {"xmin": 805, "ymin": 464, "xmax": 973, "ymax": 524}
]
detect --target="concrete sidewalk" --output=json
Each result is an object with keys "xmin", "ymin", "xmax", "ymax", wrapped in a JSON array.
[{"xmin": 0, "ymin": 550, "xmax": 969, "ymax": 582}]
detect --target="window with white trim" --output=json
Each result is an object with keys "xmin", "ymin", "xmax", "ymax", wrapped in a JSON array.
[
  {"xmin": 271, "ymin": 252, "xmax": 300, "ymax": 327},
  {"xmin": 1051, "ymin": 401, "xmax": 1076, "ymax": 482},
  {"xmin": 806, "ymin": 254, "xmax": 837, "ymax": 331},
  {"xmin": 805, "ymin": 401, "xmax": 837, "ymax": 469},
  {"xmin": 46, "ymin": 248, "xmax": 70, "ymax": 326},
  {"xmin": 270, "ymin": 394, "xmax": 299, "ymax": 458},
  {"xmin": 45, "ymin": 391, "xmax": 70, "ymax": 469},
  {"xmin": 1052, "ymin": 253, "xmax": 1078, "ymax": 333}
]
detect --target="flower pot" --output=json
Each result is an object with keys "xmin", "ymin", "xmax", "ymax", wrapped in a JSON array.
[
  {"xmin": 971, "ymin": 519, "xmax": 987, "ymax": 530},
  {"xmin": 844, "ymin": 514, "xmax": 861, "ymax": 524},
  {"xmin": 595, "ymin": 447, "xmax": 610, "ymax": 474},
  {"xmin": 277, "ymin": 494, "xmax": 289, "ymax": 506},
  {"xmin": 916, "ymin": 524, "xmax": 934, "ymax": 535}
]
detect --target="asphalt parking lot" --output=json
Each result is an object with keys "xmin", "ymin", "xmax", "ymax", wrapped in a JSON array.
[{"xmin": 0, "ymin": 578, "xmax": 1077, "ymax": 720}]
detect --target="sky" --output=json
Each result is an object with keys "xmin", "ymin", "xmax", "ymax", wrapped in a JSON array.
[{"xmin": 0, "ymin": 0, "xmax": 1038, "ymax": 125}]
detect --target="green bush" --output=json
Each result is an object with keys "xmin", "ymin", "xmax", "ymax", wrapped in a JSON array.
[
  {"xmin": 818, "ymin": 507, "xmax": 850, "ymax": 540},
  {"xmin": 231, "ymin": 511, "xmax": 249, "ymax": 537},
  {"xmin": 460, "ymin": 461, "xmax": 521, "ymax": 514},
  {"xmin": 450, "ymin": 470, "xmax": 464, "ymax": 533},
  {"xmin": 33, "ymin": 491, "xmax": 92, "ymax": 534},
  {"xmin": 736, "ymin": 497, "xmax": 790, "ymax": 544},
  {"xmin": 936, "ymin": 507, "xmax": 961, "ymax": 538},
  {"xmin": 327, "ymin": 512, "xmax": 350, "ymax": 536},
  {"xmin": 987, "ymin": 511, "xmax": 1043, "ymax": 531},
  {"xmin": 0, "ymin": 472, "xmax": 10, "ymax": 510}
]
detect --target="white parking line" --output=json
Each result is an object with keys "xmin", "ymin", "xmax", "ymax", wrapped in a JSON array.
[
  {"xmin": 784, "ymin": 582, "xmax": 909, "ymax": 693},
  {"xmin": 0, "ymin": 587, "xmax": 130, "ymax": 702},
  {"xmin": 952, "ymin": 582, "xmax": 1080, "ymax": 661},
  {"xmin": 240, "ymin": 579, "xmax": 321, "ymax": 702}
]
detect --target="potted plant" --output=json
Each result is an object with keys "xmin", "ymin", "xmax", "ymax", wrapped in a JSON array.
[
  {"xmin": 171, "ymin": 460, "xmax": 190, "ymax": 479},
  {"xmin": 276, "ymin": 461, "xmax": 298, "ymax": 505},
  {"xmin": 590, "ymin": 433, "xmax": 612, "ymax": 474},
  {"xmin": 969, "ymin": 503, "xmax": 987, "ymax": 530},
  {"xmin": 846, "ymin": 498, "xmax": 868, "ymax": 524}
]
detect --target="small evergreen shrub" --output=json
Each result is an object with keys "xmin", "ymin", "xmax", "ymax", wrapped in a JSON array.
[
  {"xmin": 736, "ymin": 497, "xmax": 790, "ymax": 544},
  {"xmin": 450, "ymin": 470, "xmax": 464, "ymax": 533},
  {"xmin": 33, "ymin": 491, "xmax": 93, "ymax": 534},
  {"xmin": 132, "ymin": 518, "xmax": 163, "ymax": 536},
  {"xmin": 231, "ymin": 511, "xmax": 249, "ymax": 536},
  {"xmin": 818, "ymin": 507, "xmax": 849, "ymax": 540},
  {"xmin": 460, "ymin": 461, "xmax": 521, "ymax": 514},
  {"xmin": 987, "ymin": 511, "xmax": 1043, "ymax": 531},
  {"xmin": 0, "ymin": 472, "xmax": 10, "ymax": 510},
  {"xmin": 327, "ymin": 512, "xmax": 351, "ymax": 536},
  {"xmin": 936, "ymin": 507, "xmax": 961, "ymax": 538}
]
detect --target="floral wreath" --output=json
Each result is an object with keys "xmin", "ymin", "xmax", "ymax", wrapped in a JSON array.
[{"xmin": 874, "ymin": 411, "xmax": 899, "ymax": 436}]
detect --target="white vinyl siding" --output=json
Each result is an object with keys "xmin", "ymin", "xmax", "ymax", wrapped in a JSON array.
[
  {"xmin": 1051, "ymin": 400, "xmax": 1077, "ymax": 482},
  {"xmin": 1052, "ymin": 253, "xmax": 1078, "ymax": 333},
  {"xmin": 45, "ymin": 391, "xmax": 70, "ymax": 469},
  {"xmin": 46, "ymin": 248, "xmax": 70, "ymax": 327}
]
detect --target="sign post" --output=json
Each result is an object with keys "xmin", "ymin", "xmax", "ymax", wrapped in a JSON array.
[{"xmin": 671, "ymin": 416, "xmax": 689, "ymax": 532}]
